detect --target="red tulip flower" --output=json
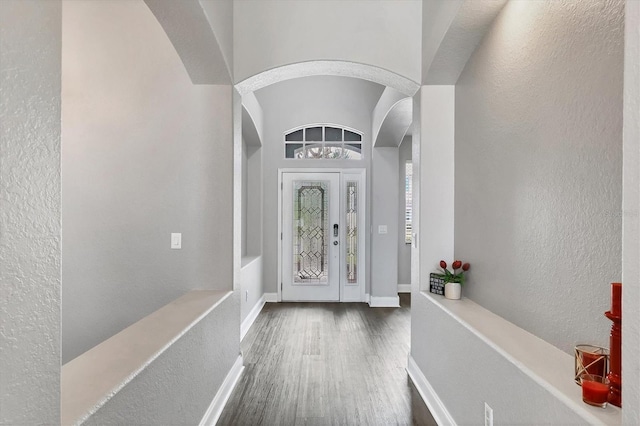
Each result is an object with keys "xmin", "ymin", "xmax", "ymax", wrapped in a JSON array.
[{"xmin": 436, "ymin": 259, "xmax": 471, "ymax": 285}]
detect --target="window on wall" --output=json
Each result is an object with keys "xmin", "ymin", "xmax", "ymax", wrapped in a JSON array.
[
  {"xmin": 284, "ymin": 125, "xmax": 363, "ymax": 160},
  {"xmin": 405, "ymin": 161, "xmax": 413, "ymax": 244}
]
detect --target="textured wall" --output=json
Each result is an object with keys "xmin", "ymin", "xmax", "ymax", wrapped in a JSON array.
[
  {"xmin": 82, "ymin": 294, "xmax": 240, "ymax": 425},
  {"xmin": 233, "ymin": 0, "xmax": 422, "ymax": 83},
  {"xmin": 0, "ymin": 1, "xmax": 62, "ymax": 423},
  {"xmin": 455, "ymin": 0, "xmax": 624, "ymax": 353},
  {"xmin": 623, "ymin": 0, "xmax": 640, "ymax": 422},
  {"xmin": 62, "ymin": 0, "xmax": 233, "ymax": 362}
]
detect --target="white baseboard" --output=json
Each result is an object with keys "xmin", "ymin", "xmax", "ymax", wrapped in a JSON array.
[
  {"xmin": 199, "ymin": 355, "xmax": 244, "ymax": 426},
  {"xmin": 406, "ymin": 355, "xmax": 456, "ymax": 426},
  {"xmin": 241, "ymin": 295, "xmax": 266, "ymax": 341},
  {"xmin": 264, "ymin": 292, "xmax": 278, "ymax": 303},
  {"xmin": 398, "ymin": 284, "xmax": 411, "ymax": 293},
  {"xmin": 365, "ymin": 293, "xmax": 370, "ymax": 303},
  {"xmin": 368, "ymin": 295, "xmax": 400, "ymax": 307}
]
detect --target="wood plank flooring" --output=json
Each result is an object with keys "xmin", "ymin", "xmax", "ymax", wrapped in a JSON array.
[{"xmin": 218, "ymin": 294, "xmax": 437, "ymax": 426}]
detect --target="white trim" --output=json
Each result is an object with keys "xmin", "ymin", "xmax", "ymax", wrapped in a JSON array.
[
  {"xmin": 368, "ymin": 295, "xmax": 400, "ymax": 308},
  {"xmin": 264, "ymin": 293, "xmax": 278, "ymax": 303},
  {"xmin": 340, "ymin": 297, "xmax": 364, "ymax": 303},
  {"xmin": 406, "ymin": 355, "xmax": 456, "ymax": 426},
  {"xmin": 365, "ymin": 293, "xmax": 370, "ymax": 303},
  {"xmin": 397, "ymin": 284, "xmax": 411, "ymax": 293},
  {"xmin": 199, "ymin": 355, "xmax": 244, "ymax": 426},
  {"xmin": 241, "ymin": 295, "xmax": 266, "ymax": 341}
]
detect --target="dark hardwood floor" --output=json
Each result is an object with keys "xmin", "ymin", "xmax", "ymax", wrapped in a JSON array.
[{"xmin": 218, "ymin": 294, "xmax": 437, "ymax": 426}]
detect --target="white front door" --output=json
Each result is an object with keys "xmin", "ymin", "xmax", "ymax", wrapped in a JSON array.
[{"xmin": 282, "ymin": 172, "xmax": 340, "ymax": 301}]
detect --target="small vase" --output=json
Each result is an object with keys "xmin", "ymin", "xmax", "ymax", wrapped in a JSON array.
[{"xmin": 444, "ymin": 282, "xmax": 461, "ymax": 300}]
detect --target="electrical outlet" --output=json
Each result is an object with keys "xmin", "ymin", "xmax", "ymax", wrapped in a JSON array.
[{"xmin": 484, "ymin": 403, "xmax": 493, "ymax": 426}]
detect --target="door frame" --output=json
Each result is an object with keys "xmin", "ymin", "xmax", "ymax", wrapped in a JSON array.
[{"xmin": 277, "ymin": 168, "xmax": 367, "ymax": 302}]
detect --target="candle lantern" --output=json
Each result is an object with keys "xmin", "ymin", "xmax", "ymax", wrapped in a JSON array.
[{"xmin": 574, "ymin": 345, "xmax": 609, "ymax": 385}]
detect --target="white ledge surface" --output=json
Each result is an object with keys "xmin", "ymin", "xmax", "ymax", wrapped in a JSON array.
[
  {"xmin": 241, "ymin": 255, "xmax": 260, "ymax": 268},
  {"xmin": 420, "ymin": 291, "xmax": 621, "ymax": 426},
  {"xmin": 61, "ymin": 290, "xmax": 232, "ymax": 426}
]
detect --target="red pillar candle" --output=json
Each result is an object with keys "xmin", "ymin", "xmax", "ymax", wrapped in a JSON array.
[
  {"xmin": 611, "ymin": 282, "xmax": 622, "ymax": 316},
  {"xmin": 606, "ymin": 282, "xmax": 622, "ymax": 407}
]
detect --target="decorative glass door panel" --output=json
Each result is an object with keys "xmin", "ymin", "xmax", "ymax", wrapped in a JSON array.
[
  {"xmin": 293, "ymin": 181, "xmax": 328, "ymax": 284},
  {"xmin": 282, "ymin": 173, "xmax": 340, "ymax": 301},
  {"xmin": 346, "ymin": 181, "xmax": 358, "ymax": 284}
]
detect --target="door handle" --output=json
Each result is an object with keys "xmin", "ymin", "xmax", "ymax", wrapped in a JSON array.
[
  {"xmin": 333, "ymin": 241, "xmax": 339, "ymax": 245},
  {"xmin": 333, "ymin": 224, "xmax": 339, "ymax": 237}
]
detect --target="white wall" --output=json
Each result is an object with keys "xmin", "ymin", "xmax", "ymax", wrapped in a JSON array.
[
  {"xmin": 62, "ymin": 0, "xmax": 233, "ymax": 362},
  {"xmin": 0, "ymin": 1, "xmax": 61, "ymax": 423},
  {"xmin": 455, "ymin": 0, "xmax": 624, "ymax": 354},
  {"xmin": 246, "ymin": 146, "xmax": 262, "ymax": 257},
  {"xmin": 241, "ymin": 257, "xmax": 263, "ymax": 325},
  {"xmin": 254, "ymin": 76, "xmax": 384, "ymax": 296},
  {"xmin": 623, "ymin": 0, "xmax": 640, "ymax": 422},
  {"xmin": 371, "ymin": 148, "xmax": 400, "ymax": 298},
  {"xmin": 242, "ymin": 138, "xmax": 249, "ymax": 257},
  {"xmin": 398, "ymin": 137, "xmax": 412, "ymax": 286},
  {"xmin": 233, "ymin": 0, "xmax": 422, "ymax": 84},
  {"xmin": 418, "ymin": 86, "xmax": 456, "ymax": 287}
]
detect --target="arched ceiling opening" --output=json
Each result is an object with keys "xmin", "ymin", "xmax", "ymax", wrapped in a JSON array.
[
  {"xmin": 374, "ymin": 98, "xmax": 413, "ymax": 147},
  {"xmin": 236, "ymin": 61, "xmax": 419, "ymax": 98}
]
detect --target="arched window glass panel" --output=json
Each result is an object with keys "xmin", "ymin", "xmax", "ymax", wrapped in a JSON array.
[
  {"xmin": 344, "ymin": 130, "xmax": 362, "ymax": 142},
  {"xmin": 285, "ymin": 129, "xmax": 303, "ymax": 141},
  {"xmin": 306, "ymin": 127, "xmax": 323, "ymax": 141},
  {"xmin": 325, "ymin": 127, "xmax": 342, "ymax": 142},
  {"xmin": 284, "ymin": 125, "xmax": 364, "ymax": 160}
]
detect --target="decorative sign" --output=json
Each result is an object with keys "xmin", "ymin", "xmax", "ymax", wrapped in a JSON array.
[{"xmin": 429, "ymin": 273, "xmax": 446, "ymax": 296}]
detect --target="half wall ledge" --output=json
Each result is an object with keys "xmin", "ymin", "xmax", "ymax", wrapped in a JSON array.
[
  {"xmin": 413, "ymin": 291, "xmax": 622, "ymax": 425},
  {"xmin": 61, "ymin": 290, "xmax": 233, "ymax": 426}
]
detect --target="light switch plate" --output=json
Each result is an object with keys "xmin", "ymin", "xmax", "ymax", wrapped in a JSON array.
[
  {"xmin": 378, "ymin": 225, "xmax": 388, "ymax": 234},
  {"xmin": 171, "ymin": 233, "xmax": 182, "ymax": 249}
]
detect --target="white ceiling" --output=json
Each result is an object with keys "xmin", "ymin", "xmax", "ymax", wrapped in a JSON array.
[{"xmin": 254, "ymin": 75, "xmax": 386, "ymax": 118}]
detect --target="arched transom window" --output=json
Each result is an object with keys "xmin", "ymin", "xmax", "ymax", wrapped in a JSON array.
[{"xmin": 284, "ymin": 125, "xmax": 363, "ymax": 160}]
